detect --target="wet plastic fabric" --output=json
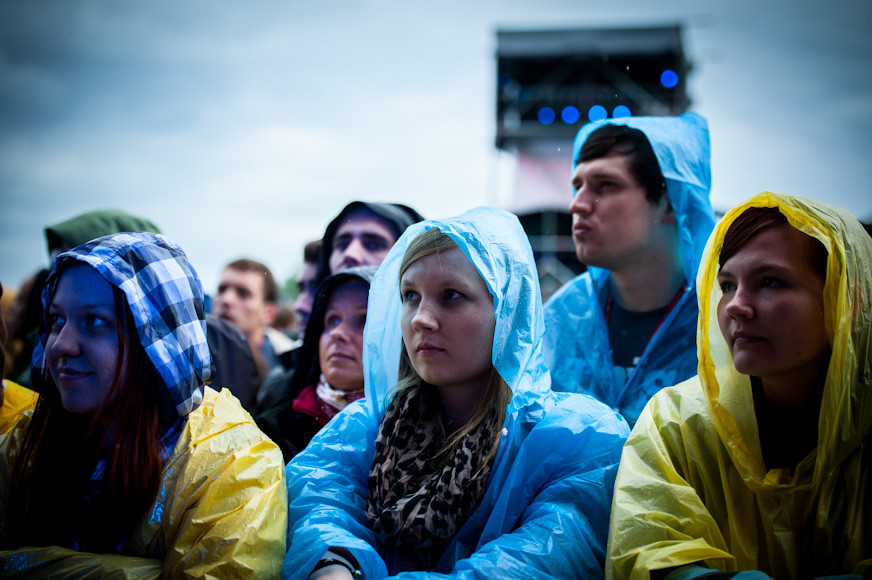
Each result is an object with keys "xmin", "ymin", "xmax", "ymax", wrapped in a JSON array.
[
  {"xmin": 284, "ymin": 207, "xmax": 629, "ymax": 578},
  {"xmin": 607, "ymin": 192, "xmax": 872, "ymax": 578},
  {"xmin": 0, "ymin": 380, "xmax": 37, "ymax": 435},
  {"xmin": 543, "ymin": 113, "xmax": 715, "ymax": 426},
  {"xmin": 0, "ymin": 387, "xmax": 288, "ymax": 578}
]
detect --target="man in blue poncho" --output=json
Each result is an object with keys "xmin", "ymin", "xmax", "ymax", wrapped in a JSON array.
[{"xmin": 543, "ymin": 113, "xmax": 715, "ymax": 426}]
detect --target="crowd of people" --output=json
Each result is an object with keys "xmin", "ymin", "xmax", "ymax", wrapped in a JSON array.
[{"xmin": 1, "ymin": 113, "xmax": 870, "ymax": 579}]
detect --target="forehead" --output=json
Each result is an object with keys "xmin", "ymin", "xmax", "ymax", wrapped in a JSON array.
[
  {"xmin": 221, "ymin": 267, "xmax": 265, "ymax": 292},
  {"xmin": 401, "ymin": 248, "xmax": 485, "ymax": 287},
  {"xmin": 334, "ymin": 209, "xmax": 397, "ymax": 240},
  {"xmin": 53, "ymin": 263, "xmax": 115, "ymax": 305},
  {"xmin": 721, "ymin": 226, "xmax": 822, "ymax": 274},
  {"xmin": 326, "ymin": 280, "xmax": 369, "ymax": 307}
]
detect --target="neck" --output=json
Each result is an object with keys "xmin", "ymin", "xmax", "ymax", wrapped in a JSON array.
[
  {"xmin": 437, "ymin": 383, "xmax": 485, "ymax": 432},
  {"xmin": 759, "ymin": 355, "xmax": 829, "ymax": 412},
  {"xmin": 610, "ymin": 255, "xmax": 685, "ymax": 312}
]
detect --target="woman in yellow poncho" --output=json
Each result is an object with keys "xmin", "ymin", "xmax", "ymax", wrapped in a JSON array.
[{"xmin": 607, "ymin": 192, "xmax": 872, "ymax": 579}]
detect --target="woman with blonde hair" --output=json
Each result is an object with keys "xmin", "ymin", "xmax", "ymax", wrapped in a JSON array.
[
  {"xmin": 607, "ymin": 192, "xmax": 872, "ymax": 578},
  {"xmin": 285, "ymin": 207, "xmax": 629, "ymax": 579}
]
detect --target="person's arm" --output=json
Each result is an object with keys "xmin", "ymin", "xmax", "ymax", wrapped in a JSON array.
[
  {"xmin": 284, "ymin": 400, "xmax": 390, "ymax": 579},
  {"xmin": 607, "ymin": 386, "xmax": 735, "ymax": 579},
  {"xmin": 387, "ymin": 396, "xmax": 630, "ymax": 579},
  {"xmin": 161, "ymin": 391, "xmax": 288, "ymax": 578},
  {"xmin": 0, "ymin": 546, "xmax": 162, "ymax": 578}
]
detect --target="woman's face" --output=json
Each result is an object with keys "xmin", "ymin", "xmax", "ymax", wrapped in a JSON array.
[
  {"xmin": 401, "ymin": 247, "xmax": 495, "ymax": 396},
  {"xmin": 717, "ymin": 225, "xmax": 829, "ymax": 388},
  {"xmin": 45, "ymin": 263, "xmax": 125, "ymax": 414},
  {"xmin": 318, "ymin": 280, "xmax": 368, "ymax": 391}
]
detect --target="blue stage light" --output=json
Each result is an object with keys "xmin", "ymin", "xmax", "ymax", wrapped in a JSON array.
[
  {"xmin": 561, "ymin": 106, "xmax": 580, "ymax": 124},
  {"xmin": 538, "ymin": 107, "xmax": 556, "ymax": 125},
  {"xmin": 613, "ymin": 105, "xmax": 631, "ymax": 118},
  {"xmin": 660, "ymin": 69, "xmax": 679, "ymax": 88},
  {"xmin": 588, "ymin": 105, "xmax": 607, "ymax": 122}
]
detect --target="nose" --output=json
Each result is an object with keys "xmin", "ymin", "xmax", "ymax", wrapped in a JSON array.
[
  {"xmin": 723, "ymin": 285, "xmax": 754, "ymax": 319},
  {"xmin": 569, "ymin": 185, "xmax": 596, "ymax": 216},
  {"xmin": 50, "ymin": 322, "xmax": 81, "ymax": 360},
  {"xmin": 326, "ymin": 320, "xmax": 351, "ymax": 343},
  {"xmin": 410, "ymin": 299, "xmax": 438, "ymax": 332},
  {"xmin": 339, "ymin": 239, "xmax": 366, "ymax": 267}
]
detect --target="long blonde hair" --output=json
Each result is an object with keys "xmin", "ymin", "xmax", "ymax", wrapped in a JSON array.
[{"xmin": 394, "ymin": 227, "xmax": 511, "ymax": 466}]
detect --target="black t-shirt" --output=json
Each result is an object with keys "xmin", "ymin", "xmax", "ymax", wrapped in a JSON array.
[{"xmin": 608, "ymin": 298, "xmax": 669, "ymax": 383}]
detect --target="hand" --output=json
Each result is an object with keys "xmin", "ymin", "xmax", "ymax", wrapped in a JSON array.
[{"xmin": 307, "ymin": 563, "xmax": 354, "ymax": 580}]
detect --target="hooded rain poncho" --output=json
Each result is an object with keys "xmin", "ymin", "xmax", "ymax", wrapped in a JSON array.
[
  {"xmin": 607, "ymin": 192, "xmax": 872, "ymax": 578},
  {"xmin": 543, "ymin": 112, "xmax": 716, "ymax": 426},
  {"xmin": 0, "ymin": 232, "xmax": 287, "ymax": 578},
  {"xmin": 284, "ymin": 206, "xmax": 629, "ymax": 579}
]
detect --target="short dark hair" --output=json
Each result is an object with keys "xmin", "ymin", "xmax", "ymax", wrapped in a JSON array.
[
  {"xmin": 225, "ymin": 258, "xmax": 278, "ymax": 303},
  {"xmin": 719, "ymin": 206, "xmax": 828, "ymax": 277},
  {"xmin": 576, "ymin": 124, "xmax": 667, "ymax": 204},
  {"xmin": 303, "ymin": 240, "xmax": 321, "ymax": 264}
]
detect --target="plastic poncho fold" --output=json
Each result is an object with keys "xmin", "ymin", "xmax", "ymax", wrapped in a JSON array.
[
  {"xmin": 0, "ymin": 232, "xmax": 286, "ymax": 578},
  {"xmin": 544, "ymin": 112, "xmax": 716, "ymax": 426},
  {"xmin": 284, "ymin": 206, "xmax": 629, "ymax": 579},
  {"xmin": 607, "ymin": 192, "xmax": 872, "ymax": 579}
]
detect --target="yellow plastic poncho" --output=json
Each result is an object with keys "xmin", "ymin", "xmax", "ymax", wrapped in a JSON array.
[
  {"xmin": 0, "ymin": 387, "xmax": 288, "ymax": 578},
  {"xmin": 0, "ymin": 380, "xmax": 38, "ymax": 435},
  {"xmin": 607, "ymin": 192, "xmax": 872, "ymax": 579}
]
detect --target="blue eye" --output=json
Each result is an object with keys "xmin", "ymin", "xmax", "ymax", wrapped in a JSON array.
[
  {"xmin": 325, "ymin": 315, "xmax": 341, "ymax": 328},
  {"xmin": 761, "ymin": 277, "xmax": 783, "ymax": 289},
  {"xmin": 444, "ymin": 289, "xmax": 464, "ymax": 300},
  {"xmin": 401, "ymin": 290, "xmax": 419, "ymax": 303}
]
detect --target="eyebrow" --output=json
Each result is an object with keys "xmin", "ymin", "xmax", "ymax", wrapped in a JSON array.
[{"xmin": 718, "ymin": 263, "xmax": 794, "ymax": 278}]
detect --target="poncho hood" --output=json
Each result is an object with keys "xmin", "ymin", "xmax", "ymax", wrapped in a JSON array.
[
  {"xmin": 572, "ymin": 112, "xmax": 715, "ymax": 285},
  {"xmin": 697, "ymin": 191, "xmax": 872, "ymax": 488},
  {"xmin": 33, "ymin": 232, "xmax": 212, "ymax": 416},
  {"xmin": 363, "ymin": 206, "xmax": 549, "ymax": 417}
]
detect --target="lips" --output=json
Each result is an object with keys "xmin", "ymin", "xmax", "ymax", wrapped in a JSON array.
[
  {"xmin": 415, "ymin": 342, "xmax": 444, "ymax": 356},
  {"xmin": 731, "ymin": 331, "xmax": 764, "ymax": 346},
  {"xmin": 572, "ymin": 222, "xmax": 593, "ymax": 237},
  {"xmin": 54, "ymin": 367, "xmax": 93, "ymax": 383},
  {"xmin": 327, "ymin": 350, "xmax": 356, "ymax": 362}
]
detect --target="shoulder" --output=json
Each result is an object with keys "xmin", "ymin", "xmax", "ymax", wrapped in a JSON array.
[
  {"xmin": 0, "ymin": 381, "xmax": 38, "ymax": 435},
  {"xmin": 513, "ymin": 390, "xmax": 630, "ymax": 455},
  {"xmin": 183, "ymin": 387, "xmax": 281, "ymax": 456}
]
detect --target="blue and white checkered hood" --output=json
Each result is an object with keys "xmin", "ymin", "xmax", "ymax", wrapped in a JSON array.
[{"xmin": 33, "ymin": 232, "xmax": 212, "ymax": 416}]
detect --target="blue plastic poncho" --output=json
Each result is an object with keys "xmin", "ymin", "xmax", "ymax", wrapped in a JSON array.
[
  {"xmin": 543, "ymin": 113, "xmax": 716, "ymax": 425},
  {"xmin": 284, "ymin": 207, "xmax": 629, "ymax": 579}
]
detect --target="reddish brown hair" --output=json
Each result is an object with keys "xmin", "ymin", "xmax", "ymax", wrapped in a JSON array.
[{"xmin": 9, "ymin": 280, "xmax": 170, "ymax": 552}]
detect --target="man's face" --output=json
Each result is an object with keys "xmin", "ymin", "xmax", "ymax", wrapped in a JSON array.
[
  {"xmin": 328, "ymin": 209, "xmax": 397, "ymax": 274},
  {"xmin": 569, "ymin": 153, "xmax": 673, "ymax": 272},
  {"xmin": 293, "ymin": 261, "xmax": 318, "ymax": 334},
  {"xmin": 213, "ymin": 268, "xmax": 274, "ymax": 341}
]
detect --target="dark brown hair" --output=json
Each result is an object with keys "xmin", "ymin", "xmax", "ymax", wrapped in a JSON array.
[
  {"xmin": 225, "ymin": 258, "xmax": 279, "ymax": 303},
  {"xmin": 576, "ymin": 124, "xmax": 667, "ymax": 204},
  {"xmin": 719, "ymin": 206, "xmax": 828, "ymax": 277}
]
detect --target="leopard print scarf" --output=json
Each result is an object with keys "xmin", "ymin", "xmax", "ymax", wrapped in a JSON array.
[{"xmin": 366, "ymin": 386, "xmax": 498, "ymax": 560}]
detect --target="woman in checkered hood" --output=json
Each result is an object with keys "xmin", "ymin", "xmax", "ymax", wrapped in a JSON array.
[{"xmin": 0, "ymin": 232, "xmax": 287, "ymax": 577}]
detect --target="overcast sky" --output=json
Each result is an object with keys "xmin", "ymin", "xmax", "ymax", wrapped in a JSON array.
[{"xmin": 2, "ymin": 0, "xmax": 870, "ymax": 295}]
